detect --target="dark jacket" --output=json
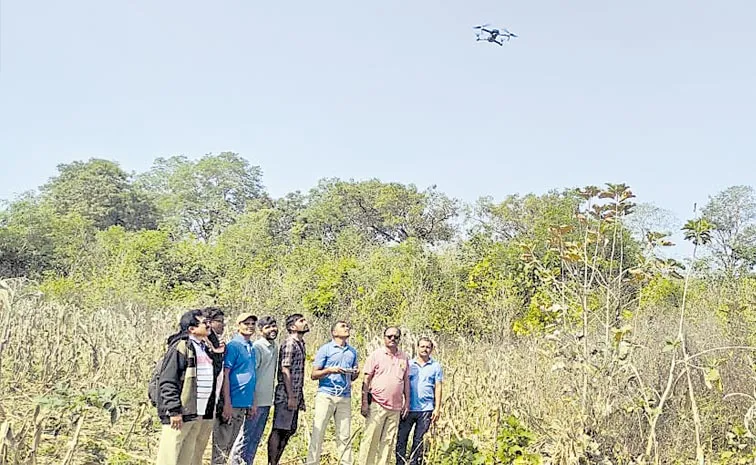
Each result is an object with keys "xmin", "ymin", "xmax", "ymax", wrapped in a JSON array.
[{"xmin": 157, "ymin": 334, "xmax": 223, "ymax": 425}]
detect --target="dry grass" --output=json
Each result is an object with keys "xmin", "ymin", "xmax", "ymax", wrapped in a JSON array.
[{"xmin": 2, "ymin": 277, "xmax": 756, "ymax": 464}]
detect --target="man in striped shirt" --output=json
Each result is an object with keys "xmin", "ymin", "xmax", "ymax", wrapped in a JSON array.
[
  {"xmin": 212, "ymin": 313, "xmax": 258, "ymax": 465},
  {"xmin": 155, "ymin": 309, "xmax": 223, "ymax": 465}
]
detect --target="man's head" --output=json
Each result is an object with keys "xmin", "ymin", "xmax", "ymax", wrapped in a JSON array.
[
  {"xmin": 286, "ymin": 313, "xmax": 309, "ymax": 334},
  {"xmin": 417, "ymin": 337, "xmax": 434, "ymax": 358},
  {"xmin": 236, "ymin": 312, "xmax": 258, "ymax": 338},
  {"xmin": 383, "ymin": 326, "xmax": 402, "ymax": 350},
  {"xmin": 257, "ymin": 316, "xmax": 279, "ymax": 341},
  {"xmin": 204, "ymin": 307, "xmax": 226, "ymax": 336},
  {"xmin": 331, "ymin": 320, "xmax": 351, "ymax": 339},
  {"xmin": 180, "ymin": 309, "xmax": 209, "ymax": 338}
]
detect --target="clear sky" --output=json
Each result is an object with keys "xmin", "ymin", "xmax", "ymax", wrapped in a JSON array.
[{"xmin": 1, "ymin": 0, "xmax": 755, "ymax": 239}]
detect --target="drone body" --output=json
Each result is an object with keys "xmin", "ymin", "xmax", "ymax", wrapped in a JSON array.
[{"xmin": 473, "ymin": 24, "xmax": 518, "ymax": 46}]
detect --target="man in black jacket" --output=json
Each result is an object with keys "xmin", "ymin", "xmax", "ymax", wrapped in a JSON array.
[{"xmin": 155, "ymin": 309, "xmax": 224, "ymax": 465}]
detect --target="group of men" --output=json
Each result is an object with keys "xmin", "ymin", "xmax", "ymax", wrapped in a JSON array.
[{"xmin": 152, "ymin": 307, "xmax": 443, "ymax": 465}]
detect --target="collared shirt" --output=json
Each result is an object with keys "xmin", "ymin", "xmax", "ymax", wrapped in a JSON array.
[
  {"xmin": 313, "ymin": 341, "xmax": 359, "ymax": 397},
  {"xmin": 409, "ymin": 357, "xmax": 443, "ymax": 412},
  {"xmin": 274, "ymin": 335, "xmax": 306, "ymax": 411},
  {"xmin": 364, "ymin": 347, "xmax": 409, "ymax": 411},
  {"xmin": 224, "ymin": 334, "xmax": 257, "ymax": 408},
  {"xmin": 253, "ymin": 338, "xmax": 279, "ymax": 407}
]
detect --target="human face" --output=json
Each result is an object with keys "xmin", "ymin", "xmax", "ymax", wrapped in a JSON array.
[
  {"xmin": 189, "ymin": 317, "xmax": 210, "ymax": 338},
  {"xmin": 384, "ymin": 328, "xmax": 401, "ymax": 349},
  {"xmin": 209, "ymin": 317, "xmax": 225, "ymax": 336},
  {"xmin": 260, "ymin": 322, "xmax": 279, "ymax": 341},
  {"xmin": 332, "ymin": 321, "xmax": 351, "ymax": 339},
  {"xmin": 292, "ymin": 317, "xmax": 310, "ymax": 334},
  {"xmin": 418, "ymin": 340, "xmax": 434, "ymax": 358},
  {"xmin": 238, "ymin": 318, "xmax": 257, "ymax": 337}
]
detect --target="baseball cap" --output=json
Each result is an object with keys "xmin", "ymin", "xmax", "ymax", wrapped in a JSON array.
[{"xmin": 236, "ymin": 312, "xmax": 258, "ymax": 324}]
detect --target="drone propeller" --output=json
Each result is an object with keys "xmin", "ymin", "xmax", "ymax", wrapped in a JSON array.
[
  {"xmin": 503, "ymin": 28, "xmax": 518, "ymax": 37},
  {"xmin": 473, "ymin": 24, "xmax": 490, "ymax": 29}
]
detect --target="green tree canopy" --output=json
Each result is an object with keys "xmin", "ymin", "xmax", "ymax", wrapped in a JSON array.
[
  {"xmin": 139, "ymin": 152, "xmax": 266, "ymax": 240},
  {"xmin": 41, "ymin": 159, "xmax": 157, "ymax": 231}
]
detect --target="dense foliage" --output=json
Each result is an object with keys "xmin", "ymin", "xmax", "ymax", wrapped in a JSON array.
[{"xmin": 2, "ymin": 154, "xmax": 756, "ymax": 464}]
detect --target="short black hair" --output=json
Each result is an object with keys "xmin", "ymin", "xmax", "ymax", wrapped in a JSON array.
[
  {"xmin": 286, "ymin": 313, "xmax": 304, "ymax": 333},
  {"xmin": 257, "ymin": 315, "xmax": 277, "ymax": 329},
  {"xmin": 203, "ymin": 306, "xmax": 225, "ymax": 320},
  {"xmin": 383, "ymin": 326, "xmax": 402, "ymax": 337},
  {"xmin": 331, "ymin": 320, "xmax": 349, "ymax": 333},
  {"xmin": 418, "ymin": 336, "xmax": 434, "ymax": 348},
  {"xmin": 179, "ymin": 309, "xmax": 204, "ymax": 332}
]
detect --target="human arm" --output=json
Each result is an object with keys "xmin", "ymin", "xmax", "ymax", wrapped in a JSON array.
[
  {"xmin": 159, "ymin": 342, "xmax": 186, "ymax": 429},
  {"xmin": 401, "ymin": 357, "xmax": 410, "ymax": 419},
  {"xmin": 280, "ymin": 341, "xmax": 298, "ymax": 410},
  {"xmin": 221, "ymin": 343, "xmax": 238, "ymax": 421},
  {"xmin": 222, "ymin": 368, "xmax": 233, "ymax": 421},
  {"xmin": 361, "ymin": 372, "xmax": 373, "ymax": 417},
  {"xmin": 311, "ymin": 346, "xmax": 345, "ymax": 380},
  {"xmin": 432, "ymin": 381, "xmax": 443, "ymax": 423}
]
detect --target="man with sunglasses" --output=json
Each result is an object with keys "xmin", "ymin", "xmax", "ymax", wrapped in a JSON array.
[{"xmin": 357, "ymin": 327, "xmax": 410, "ymax": 465}]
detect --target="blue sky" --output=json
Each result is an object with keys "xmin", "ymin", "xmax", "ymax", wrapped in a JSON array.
[{"xmin": 1, "ymin": 0, "xmax": 754, "ymax": 244}]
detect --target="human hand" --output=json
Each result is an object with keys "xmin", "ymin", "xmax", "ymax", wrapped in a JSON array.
[
  {"xmin": 287, "ymin": 397, "xmax": 298, "ymax": 411},
  {"xmin": 222, "ymin": 402, "xmax": 233, "ymax": 422},
  {"xmin": 170, "ymin": 415, "xmax": 183, "ymax": 430},
  {"xmin": 247, "ymin": 405, "xmax": 258, "ymax": 419},
  {"xmin": 431, "ymin": 409, "xmax": 440, "ymax": 423},
  {"xmin": 361, "ymin": 401, "xmax": 369, "ymax": 418},
  {"xmin": 401, "ymin": 405, "xmax": 409, "ymax": 419}
]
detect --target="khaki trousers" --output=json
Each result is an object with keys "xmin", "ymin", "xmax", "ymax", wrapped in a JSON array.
[
  {"xmin": 155, "ymin": 419, "xmax": 213, "ymax": 465},
  {"xmin": 306, "ymin": 393, "xmax": 353, "ymax": 465},
  {"xmin": 357, "ymin": 403, "xmax": 401, "ymax": 465},
  {"xmin": 212, "ymin": 407, "xmax": 248, "ymax": 465}
]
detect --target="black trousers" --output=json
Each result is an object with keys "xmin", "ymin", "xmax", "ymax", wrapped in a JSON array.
[{"xmin": 395, "ymin": 411, "xmax": 432, "ymax": 465}]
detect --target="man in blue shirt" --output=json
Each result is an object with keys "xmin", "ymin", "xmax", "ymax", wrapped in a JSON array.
[
  {"xmin": 212, "ymin": 313, "xmax": 258, "ymax": 465},
  {"xmin": 395, "ymin": 337, "xmax": 443, "ymax": 465},
  {"xmin": 306, "ymin": 320, "xmax": 359, "ymax": 465}
]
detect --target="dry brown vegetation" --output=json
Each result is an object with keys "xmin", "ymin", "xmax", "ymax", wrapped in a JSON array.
[{"xmin": 2, "ymin": 274, "xmax": 756, "ymax": 465}]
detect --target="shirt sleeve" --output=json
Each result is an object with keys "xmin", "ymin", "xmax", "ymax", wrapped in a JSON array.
[
  {"xmin": 253, "ymin": 343, "xmax": 262, "ymax": 371},
  {"xmin": 224, "ymin": 342, "xmax": 238, "ymax": 370},
  {"xmin": 312, "ymin": 346, "xmax": 327, "ymax": 369},
  {"xmin": 436, "ymin": 364, "xmax": 444, "ymax": 383},
  {"xmin": 280, "ymin": 340, "xmax": 295, "ymax": 368}
]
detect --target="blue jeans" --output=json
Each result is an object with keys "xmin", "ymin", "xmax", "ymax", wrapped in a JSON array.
[{"xmin": 230, "ymin": 405, "xmax": 271, "ymax": 464}]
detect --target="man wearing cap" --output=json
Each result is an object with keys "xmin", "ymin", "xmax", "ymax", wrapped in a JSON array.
[{"xmin": 212, "ymin": 313, "xmax": 258, "ymax": 465}]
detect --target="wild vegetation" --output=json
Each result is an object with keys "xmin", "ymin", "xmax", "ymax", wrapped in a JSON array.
[{"xmin": 1, "ymin": 153, "xmax": 756, "ymax": 464}]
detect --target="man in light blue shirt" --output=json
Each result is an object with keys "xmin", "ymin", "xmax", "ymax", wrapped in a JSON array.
[
  {"xmin": 396, "ymin": 337, "xmax": 443, "ymax": 465},
  {"xmin": 306, "ymin": 320, "xmax": 359, "ymax": 465}
]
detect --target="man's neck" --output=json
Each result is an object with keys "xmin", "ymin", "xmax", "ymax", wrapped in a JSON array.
[
  {"xmin": 291, "ymin": 332, "xmax": 304, "ymax": 342},
  {"xmin": 416, "ymin": 355, "xmax": 430, "ymax": 364},
  {"xmin": 385, "ymin": 346, "xmax": 398, "ymax": 354},
  {"xmin": 239, "ymin": 333, "xmax": 252, "ymax": 342},
  {"xmin": 332, "ymin": 337, "xmax": 347, "ymax": 347}
]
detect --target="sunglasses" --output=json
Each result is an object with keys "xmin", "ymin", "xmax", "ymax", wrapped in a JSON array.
[{"xmin": 385, "ymin": 334, "xmax": 401, "ymax": 340}]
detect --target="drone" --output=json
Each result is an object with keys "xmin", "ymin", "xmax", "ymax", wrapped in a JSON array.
[{"xmin": 473, "ymin": 24, "xmax": 518, "ymax": 46}]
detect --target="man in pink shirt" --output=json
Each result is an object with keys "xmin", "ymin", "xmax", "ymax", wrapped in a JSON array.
[{"xmin": 358, "ymin": 327, "xmax": 410, "ymax": 465}]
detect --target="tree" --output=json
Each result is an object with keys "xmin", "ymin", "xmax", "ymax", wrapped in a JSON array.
[
  {"xmin": 299, "ymin": 179, "xmax": 459, "ymax": 245},
  {"xmin": 0, "ymin": 194, "xmax": 96, "ymax": 277},
  {"xmin": 701, "ymin": 185, "xmax": 756, "ymax": 275},
  {"xmin": 139, "ymin": 152, "xmax": 267, "ymax": 240},
  {"xmin": 41, "ymin": 159, "xmax": 157, "ymax": 231}
]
